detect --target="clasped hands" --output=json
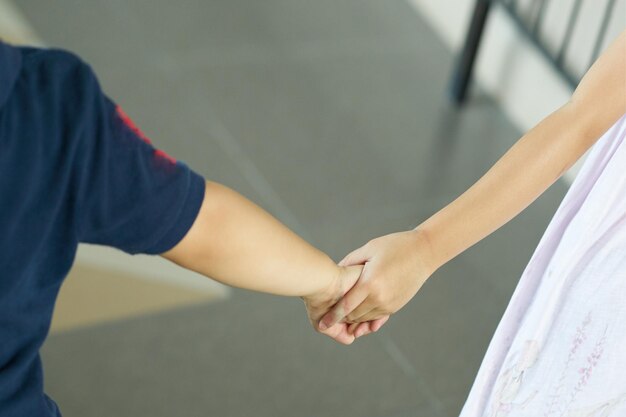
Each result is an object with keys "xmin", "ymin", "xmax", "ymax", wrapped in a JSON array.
[{"xmin": 302, "ymin": 228, "xmax": 437, "ymax": 345}]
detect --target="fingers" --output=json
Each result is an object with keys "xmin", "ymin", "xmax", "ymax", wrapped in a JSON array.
[
  {"xmin": 348, "ymin": 308, "xmax": 388, "ymax": 324},
  {"xmin": 318, "ymin": 282, "xmax": 370, "ymax": 330},
  {"xmin": 345, "ymin": 301, "xmax": 375, "ymax": 323},
  {"xmin": 352, "ymin": 322, "xmax": 371, "ymax": 338},
  {"xmin": 338, "ymin": 243, "xmax": 372, "ymax": 267},
  {"xmin": 347, "ymin": 322, "xmax": 359, "ymax": 333},
  {"xmin": 353, "ymin": 310, "xmax": 387, "ymax": 323},
  {"xmin": 322, "ymin": 316, "xmax": 390, "ymax": 344},
  {"xmin": 370, "ymin": 316, "xmax": 390, "ymax": 332},
  {"xmin": 352, "ymin": 316, "xmax": 390, "ymax": 338},
  {"xmin": 319, "ymin": 323, "xmax": 355, "ymax": 345}
]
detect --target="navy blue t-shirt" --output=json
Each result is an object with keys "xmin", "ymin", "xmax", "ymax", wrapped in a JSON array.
[{"xmin": 0, "ymin": 41, "xmax": 205, "ymax": 416}]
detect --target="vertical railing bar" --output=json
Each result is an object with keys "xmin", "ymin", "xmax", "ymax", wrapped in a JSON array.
[
  {"xmin": 532, "ymin": 0, "xmax": 549, "ymax": 35},
  {"xmin": 526, "ymin": 0, "xmax": 540, "ymax": 27},
  {"xmin": 556, "ymin": 0, "xmax": 583, "ymax": 66},
  {"xmin": 451, "ymin": 0, "xmax": 593, "ymax": 106},
  {"xmin": 449, "ymin": 0, "xmax": 493, "ymax": 104},
  {"xmin": 529, "ymin": 0, "xmax": 541, "ymax": 18},
  {"xmin": 588, "ymin": 0, "xmax": 616, "ymax": 69},
  {"xmin": 500, "ymin": 1, "xmax": 579, "ymax": 88}
]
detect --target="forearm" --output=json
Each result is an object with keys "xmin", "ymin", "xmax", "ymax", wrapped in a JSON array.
[
  {"xmin": 419, "ymin": 32, "xmax": 626, "ymax": 272},
  {"xmin": 163, "ymin": 181, "xmax": 339, "ymax": 299},
  {"xmin": 418, "ymin": 103, "xmax": 593, "ymax": 270},
  {"xmin": 319, "ymin": 33, "xmax": 625, "ymax": 331}
]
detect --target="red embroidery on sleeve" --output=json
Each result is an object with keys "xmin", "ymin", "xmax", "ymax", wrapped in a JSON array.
[
  {"xmin": 115, "ymin": 105, "xmax": 152, "ymax": 145},
  {"xmin": 154, "ymin": 149, "xmax": 177, "ymax": 165},
  {"xmin": 115, "ymin": 105, "xmax": 177, "ymax": 164}
]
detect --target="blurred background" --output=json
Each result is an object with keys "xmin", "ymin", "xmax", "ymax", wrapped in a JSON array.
[{"xmin": 1, "ymin": 0, "xmax": 624, "ymax": 416}]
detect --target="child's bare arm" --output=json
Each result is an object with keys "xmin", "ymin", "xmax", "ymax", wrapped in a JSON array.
[
  {"xmin": 160, "ymin": 181, "xmax": 376, "ymax": 344},
  {"xmin": 162, "ymin": 181, "xmax": 338, "ymax": 298},
  {"xmin": 320, "ymin": 31, "xmax": 626, "ymax": 331},
  {"xmin": 421, "ymin": 31, "xmax": 626, "ymax": 272}
]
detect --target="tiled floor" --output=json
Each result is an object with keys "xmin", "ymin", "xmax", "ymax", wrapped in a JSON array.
[{"xmin": 13, "ymin": 1, "xmax": 571, "ymax": 416}]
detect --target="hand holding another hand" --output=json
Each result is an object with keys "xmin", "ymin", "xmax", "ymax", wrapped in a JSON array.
[
  {"xmin": 319, "ymin": 229, "xmax": 437, "ymax": 338},
  {"xmin": 302, "ymin": 265, "xmax": 388, "ymax": 345}
]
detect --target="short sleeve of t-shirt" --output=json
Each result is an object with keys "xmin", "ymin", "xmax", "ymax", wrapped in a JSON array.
[{"xmin": 67, "ymin": 57, "xmax": 205, "ymax": 254}]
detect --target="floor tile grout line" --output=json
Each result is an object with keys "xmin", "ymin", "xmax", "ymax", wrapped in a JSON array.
[
  {"xmin": 188, "ymin": 88, "xmax": 314, "ymax": 243},
  {"xmin": 377, "ymin": 334, "xmax": 448, "ymax": 417}
]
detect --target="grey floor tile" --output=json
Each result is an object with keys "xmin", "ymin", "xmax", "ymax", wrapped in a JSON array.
[
  {"xmin": 460, "ymin": 184, "xmax": 566, "ymax": 294},
  {"xmin": 42, "ymin": 291, "xmax": 434, "ymax": 417}
]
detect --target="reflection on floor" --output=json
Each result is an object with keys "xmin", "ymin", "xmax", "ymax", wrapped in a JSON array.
[
  {"xmin": 51, "ymin": 264, "xmax": 221, "ymax": 334},
  {"xmin": 10, "ymin": 0, "xmax": 570, "ymax": 416}
]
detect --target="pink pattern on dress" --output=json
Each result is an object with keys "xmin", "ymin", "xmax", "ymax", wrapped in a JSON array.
[
  {"xmin": 488, "ymin": 340, "xmax": 539, "ymax": 417},
  {"xmin": 487, "ymin": 313, "xmax": 623, "ymax": 417},
  {"xmin": 561, "ymin": 327, "xmax": 608, "ymax": 416},
  {"xmin": 545, "ymin": 313, "xmax": 592, "ymax": 417}
]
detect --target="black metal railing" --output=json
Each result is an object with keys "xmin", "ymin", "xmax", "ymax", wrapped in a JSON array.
[{"xmin": 450, "ymin": 0, "xmax": 620, "ymax": 105}]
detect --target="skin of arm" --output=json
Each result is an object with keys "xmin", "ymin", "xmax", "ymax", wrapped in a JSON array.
[
  {"xmin": 320, "ymin": 31, "xmax": 626, "ymax": 336},
  {"xmin": 161, "ymin": 181, "xmax": 385, "ymax": 344}
]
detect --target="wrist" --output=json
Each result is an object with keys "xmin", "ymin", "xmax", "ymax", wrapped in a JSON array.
[
  {"xmin": 301, "ymin": 255, "xmax": 342, "ymax": 305},
  {"xmin": 412, "ymin": 224, "xmax": 442, "ymax": 275}
]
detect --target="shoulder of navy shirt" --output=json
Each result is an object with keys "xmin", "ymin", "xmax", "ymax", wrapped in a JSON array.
[{"xmin": 0, "ymin": 41, "xmax": 205, "ymax": 417}]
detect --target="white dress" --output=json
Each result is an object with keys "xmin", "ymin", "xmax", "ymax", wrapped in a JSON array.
[{"xmin": 459, "ymin": 114, "xmax": 626, "ymax": 417}]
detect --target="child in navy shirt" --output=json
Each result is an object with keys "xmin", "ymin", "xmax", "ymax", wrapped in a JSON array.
[{"xmin": 0, "ymin": 41, "xmax": 383, "ymax": 417}]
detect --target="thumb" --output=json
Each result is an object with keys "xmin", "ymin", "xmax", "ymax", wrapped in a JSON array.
[
  {"xmin": 338, "ymin": 243, "xmax": 373, "ymax": 267},
  {"xmin": 318, "ymin": 277, "xmax": 370, "ymax": 330}
]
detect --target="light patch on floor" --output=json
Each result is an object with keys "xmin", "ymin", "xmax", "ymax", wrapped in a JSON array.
[
  {"xmin": 50, "ymin": 264, "xmax": 224, "ymax": 335},
  {"xmin": 74, "ymin": 244, "xmax": 230, "ymax": 295},
  {"xmin": 0, "ymin": 0, "xmax": 43, "ymax": 45}
]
